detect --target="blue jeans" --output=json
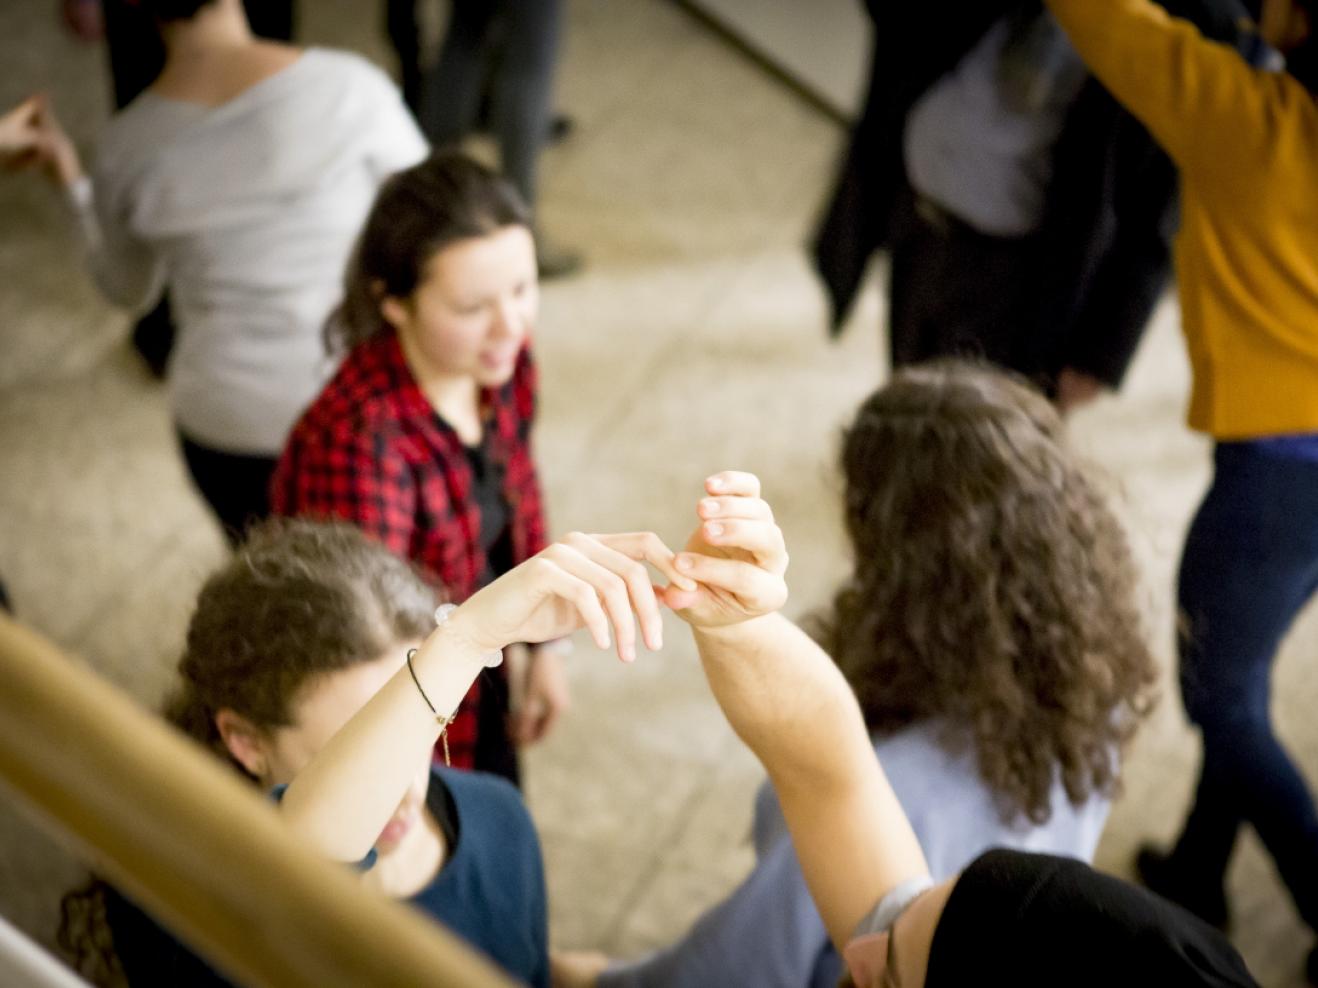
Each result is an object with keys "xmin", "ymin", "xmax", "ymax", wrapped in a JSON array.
[{"xmin": 1171, "ymin": 441, "xmax": 1318, "ymax": 928}]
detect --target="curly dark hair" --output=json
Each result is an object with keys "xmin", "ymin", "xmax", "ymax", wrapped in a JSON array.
[
  {"xmin": 59, "ymin": 519, "xmax": 440, "ymax": 983},
  {"xmin": 816, "ymin": 362, "xmax": 1157, "ymax": 825}
]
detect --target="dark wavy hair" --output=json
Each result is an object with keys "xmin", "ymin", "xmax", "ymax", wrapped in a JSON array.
[
  {"xmin": 815, "ymin": 362, "xmax": 1157, "ymax": 825},
  {"xmin": 58, "ymin": 520, "xmax": 440, "ymax": 984},
  {"xmin": 328, "ymin": 150, "xmax": 531, "ymax": 353}
]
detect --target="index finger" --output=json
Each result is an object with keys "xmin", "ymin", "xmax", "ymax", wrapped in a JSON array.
[
  {"xmin": 705, "ymin": 471, "xmax": 760, "ymax": 498},
  {"xmin": 591, "ymin": 531, "xmax": 698, "ymax": 592}
]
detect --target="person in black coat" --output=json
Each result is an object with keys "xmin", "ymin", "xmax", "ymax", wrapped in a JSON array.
[{"xmin": 812, "ymin": 0, "xmax": 1265, "ymax": 409}]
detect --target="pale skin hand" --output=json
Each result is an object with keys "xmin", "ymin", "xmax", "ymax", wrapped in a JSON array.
[
  {"xmin": 658, "ymin": 471, "xmax": 789, "ymax": 626},
  {"xmin": 280, "ymin": 531, "xmax": 693, "ymax": 862},
  {"xmin": 5, "ymin": 95, "xmax": 84, "ymax": 186},
  {"xmin": 0, "ymin": 97, "xmax": 42, "ymax": 161}
]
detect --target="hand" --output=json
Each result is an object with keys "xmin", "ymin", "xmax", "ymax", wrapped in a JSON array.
[
  {"xmin": 0, "ymin": 97, "xmax": 43, "ymax": 161},
  {"xmin": 1054, "ymin": 367, "xmax": 1106, "ymax": 415},
  {"xmin": 510, "ymin": 643, "xmax": 571, "ymax": 745},
  {"xmin": 660, "ymin": 471, "xmax": 789, "ymax": 629},
  {"xmin": 12, "ymin": 96, "xmax": 84, "ymax": 186},
  {"xmin": 550, "ymin": 949, "xmax": 611, "ymax": 988},
  {"xmin": 448, "ymin": 532, "xmax": 694, "ymax": 663}
]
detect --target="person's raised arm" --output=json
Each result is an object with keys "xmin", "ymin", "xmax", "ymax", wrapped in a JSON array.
[
  {"xmin": 1044, "ymin": 0, "xmax": 1283, "ymax": 172},
  {"xmin": 661, "ymin": 472, "xmax": 929, "ymax": 951},
  {"xmin": 278, "ymin": 531, "xmax": 694, "ymax": 863},
  {"xmin": 20, "ymin": 95, "xmax": 167, "ymax": 311}
]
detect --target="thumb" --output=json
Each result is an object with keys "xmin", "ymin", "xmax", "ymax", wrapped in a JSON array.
[{"xmin": 658, "ymin": 584, "xmax": 702, "ymax": 611}]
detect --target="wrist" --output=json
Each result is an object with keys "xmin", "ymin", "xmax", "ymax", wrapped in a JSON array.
[
  {"xmin": 435, "ymin": 604, "xmax": 504, "ymax": 666},
  {"xmin": 418, "ymin": 615, "xmax": 493, "ymax": 678},
  {"xmin": 692, "ymin": 613, "xmax": 778, "ymax": 649}
]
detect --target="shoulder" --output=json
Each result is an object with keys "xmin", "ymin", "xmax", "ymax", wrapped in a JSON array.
[
  {"xmin": 298, "ymin": 48, "xmax": 404, "ymax": 103},
  {"xmin": 289, "ymin": 340, "xmax": 412, "ymax": 446},
  {"xmin": 94, "ymin": 96, "xmax": 192, "ymax": 194}
]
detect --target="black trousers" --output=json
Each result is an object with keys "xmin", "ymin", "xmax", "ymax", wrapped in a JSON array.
[
  {"xmin": 178, "ymin": 433, "xmax": 277, "ymax": 548},
  {"xmin": 387, "ymin": 0, "xmax": 564, "ymax": 208},
  {"xmin": 887, "ymin": 189, "xmax": 1047, "ymax": 383},
  {"xmin": 474, "ymin": 667, "xmax": 520, "ymax": 787}
]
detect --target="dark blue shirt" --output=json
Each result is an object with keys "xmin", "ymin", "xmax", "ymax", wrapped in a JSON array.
[{"xmin": 108, "ymin": 767, "xmax": 548, "ymax": 987}]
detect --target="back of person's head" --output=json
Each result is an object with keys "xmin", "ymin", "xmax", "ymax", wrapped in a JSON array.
[
  {"xmin": 817, "ymin": 361, "xmax": 1156, "ymax": 826},
  {"xmin": 330, "ymin": 151, "xmax": 532, "ymax": 352},
  {"xmin": 165, "ymin": 518, "xmax": 437, "ymax": 777}
]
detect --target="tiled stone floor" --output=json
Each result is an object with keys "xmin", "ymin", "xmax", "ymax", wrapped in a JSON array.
[{"xmin": 1, "ymin": 1, "xmax": 1315, "ymax": 984}]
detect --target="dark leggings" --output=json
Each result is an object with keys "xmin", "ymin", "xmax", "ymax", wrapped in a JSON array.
[
  {"xmin": 178, "ymin": 433, "xmax": 277, "ymax": 549},
  {"xmin": 1170, "ymin": 441, "xmax": 1318, "ymax": 929},
  {"xmin": 418, "ymin": 0, "xmax": 564, "ymax": 208}
]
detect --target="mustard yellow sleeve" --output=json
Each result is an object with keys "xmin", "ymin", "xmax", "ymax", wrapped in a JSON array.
[{"xmin": 1045, "ymin": 0, "xmax": 1276, "ymax": 173}]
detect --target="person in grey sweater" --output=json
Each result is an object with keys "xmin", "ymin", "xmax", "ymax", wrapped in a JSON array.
[
  {"xmin": 556, "ymin": 363, "xmax": 1158, "ymax": 987},
  {"xmin": 19, "ymin": 0, "xmax": 427, "ymax": 542}
]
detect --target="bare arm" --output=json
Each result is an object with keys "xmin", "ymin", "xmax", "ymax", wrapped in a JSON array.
[
  {"xmin": 279, "ymin": 532, "xmax": 692, "ymax": 862},
  {"xmin": 664, "ymin": 472, "xmax": 930, "ymax": 950}
]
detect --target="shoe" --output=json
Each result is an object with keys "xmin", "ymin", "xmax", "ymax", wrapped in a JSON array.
[
  {"xmin": 535, "ymin": 236, "xmax": 583, "ymax": 281},
  {"xmin": 1135, "ymin": 845, "xmax": 1231, "ymax": 931}
]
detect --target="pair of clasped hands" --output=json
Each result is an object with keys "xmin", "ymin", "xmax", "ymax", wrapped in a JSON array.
[{"xmin": 434, "ymin": 472, "xmax": 789, "ymax": 668}]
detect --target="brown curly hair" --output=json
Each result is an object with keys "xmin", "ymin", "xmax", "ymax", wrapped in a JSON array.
[
  {"xmin": 59, "ymin": 519, "xmax": 441, "ymax": 984},
  {"xmin": 816, "ymin": 362, "xmax": 1157, "ymax": 825}
]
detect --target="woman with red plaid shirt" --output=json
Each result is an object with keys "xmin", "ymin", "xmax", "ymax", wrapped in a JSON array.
[{"xmin": 272, "ymin": 152, "xmax": 564, "ymax": 785}]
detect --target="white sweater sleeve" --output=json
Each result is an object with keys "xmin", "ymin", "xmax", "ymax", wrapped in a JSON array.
[
  {"xmin": 361, "ymin": 67, "xmax": 430, "ymax": 182},
  {"xmin": 66, "ymin": 175, "xmax": 167, "ymax": 314}
]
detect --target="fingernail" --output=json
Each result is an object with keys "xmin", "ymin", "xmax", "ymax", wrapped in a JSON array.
[
  {"xmin": 622, "ymin": 643, "xmax": 636, "ymax": 662},
  {"xmin": 707, "ymin": 476, "xmax": 724, "ymax": 490},
  {"xmin": 677, "ymin": 555, "xmax": 693, "ymax": 571},
  {"xmin": 705, "ymin": 522, "xmax": 723, "ymax": 537},
  {"xmin": 702, "ymin": 498, "xmax": 719, "ymax": 515}
]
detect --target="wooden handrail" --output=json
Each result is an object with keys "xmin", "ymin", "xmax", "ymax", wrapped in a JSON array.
[{"xmin": 0, "ymin": 614, "xmax": 514, "ymax": 988}]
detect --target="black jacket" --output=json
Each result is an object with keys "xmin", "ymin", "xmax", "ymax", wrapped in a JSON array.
[{"xmin": 811, "ymin": 0, "xmax": 1257, "ymax": 387}]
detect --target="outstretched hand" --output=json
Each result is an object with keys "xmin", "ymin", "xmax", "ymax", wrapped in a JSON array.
[
  {"xmin": 660, "ymin": 471, "xmax": 789, "ymax": 629},
  {"xmin": 446, "ymin": 531, "xmax": 696, "ymax": 664},
  {"xmin": 0, "ymin": 95, "xmax": 82, "ymax": 185},
  {"xmin": 0, "ymin": 97, "xmax": 42, "ymax": 161}
]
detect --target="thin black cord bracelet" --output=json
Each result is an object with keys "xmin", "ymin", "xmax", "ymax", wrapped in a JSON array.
[{"xmin": 407, "ymin": 647, "xmax": 452, "ymax": 765}]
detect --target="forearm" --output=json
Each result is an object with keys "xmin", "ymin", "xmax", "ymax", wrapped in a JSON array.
[
  {"xmin": 278, "ymin": 622, "xmax": 487, "ymax": 861},
  {"xmin": 66, "ymin": 177, "xmax": 166, "ymax": 311},
  {"xmin": 693, "ymin": 613, "xmax": 928, "ymax": 948},
  {"xmin": 693, "ymin": 614, "xmax": 862, "ymax": 793}
]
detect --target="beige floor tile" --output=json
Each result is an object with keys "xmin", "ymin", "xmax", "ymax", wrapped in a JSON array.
[
  {"xmin": 0, "ymin": 351, "xmax": 223, "ymax": 644},
  {"xmin": 608, "ymin": 742, "xmax": 762, "ymax": 955}
]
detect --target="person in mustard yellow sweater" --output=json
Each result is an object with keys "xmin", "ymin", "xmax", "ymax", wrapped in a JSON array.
[{"xmin": 1043, "ymin": 0, "xmax": 1318, "ymax": 977}]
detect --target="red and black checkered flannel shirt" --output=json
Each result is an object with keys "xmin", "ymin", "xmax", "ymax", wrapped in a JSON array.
[{"xmin": 271, "ymin": 333, "xmax": 547, "ymax": 768}]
